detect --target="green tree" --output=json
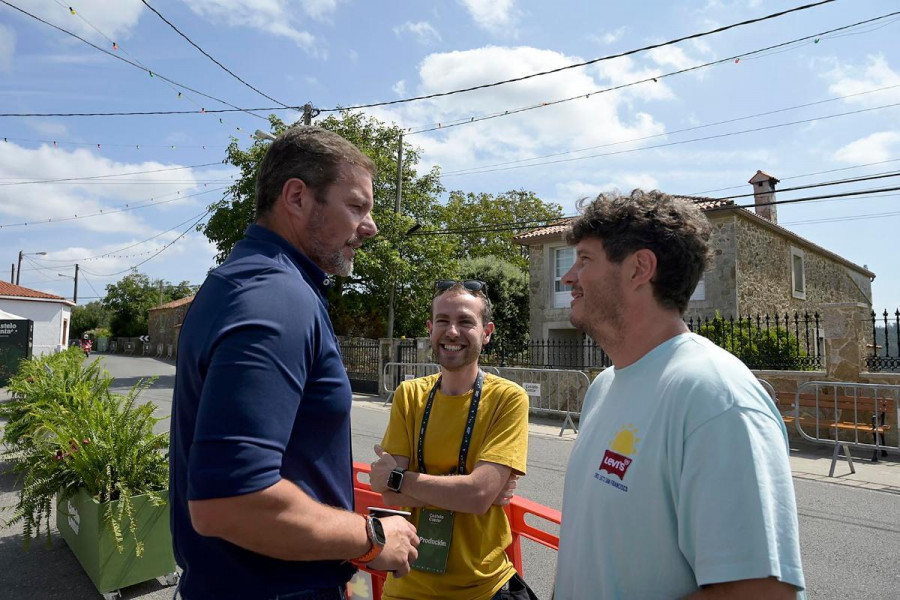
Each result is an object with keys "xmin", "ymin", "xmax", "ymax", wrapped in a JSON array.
[
  {"xmin": 458, "ymin": 257, "xmax": 530, "ymax": 359},
  {"xmin": 441, "ymin": 190, "xmax": 564, "ymax": 270},
  {"xmin": 202, "ymin": 111, "xmax": 455, "ymax": 338},
  {"xmin": 102, "ymin": 272, "xmax": 193, "ymax": 337},
  {"xmin": 696, "ymin": 313, "xmax": 813, "ymax": 370},
  {"xmin": 70, "ymin": 301, "xmax": 111, "ymax": 338}
]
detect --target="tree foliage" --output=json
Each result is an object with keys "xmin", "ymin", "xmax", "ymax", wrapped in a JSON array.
[
  {"xmin": 102, "ymin": 272, "xmax": 193, "ymax": 337},
  {"xmin": 70, "ymin": 301, "xmax": 111, "ymax": 339},
  {"xmin": 201, "ymin": 111, "xmax": 562, "ymax": 338},
  {"xmin": 442, "ymin": 190, "xmax": 563, "ymax": 269},
  {"xmin": 458, "ymin": 257, "xmax": 530, "ymax": 358}
]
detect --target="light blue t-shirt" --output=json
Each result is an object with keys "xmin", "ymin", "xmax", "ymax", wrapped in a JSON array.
[{"xmin": 555, "ymin": 333, "xmax": 805, "ymax": 599}]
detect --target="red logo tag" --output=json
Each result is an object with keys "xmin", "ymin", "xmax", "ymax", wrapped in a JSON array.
[{"xmin": 599, "ymin": 449, "xmax": 632, "ymax": 480}]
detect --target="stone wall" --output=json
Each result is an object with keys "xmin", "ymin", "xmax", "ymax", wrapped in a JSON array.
[
  {"xmin": 735, "ymin": 213, "xmax": 871, "ymax": 317},
  {"xmin": 147, "ymin": 303, "xmax": 191, "ymax": 353},
  {"xmin": 684, "ymin": 214, "xmax": 738, "ymax": 320}
]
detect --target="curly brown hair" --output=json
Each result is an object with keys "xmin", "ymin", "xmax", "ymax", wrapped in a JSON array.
[{"xmin": 566, "ymin": 189, "xmax": 711, "ymax": 314}]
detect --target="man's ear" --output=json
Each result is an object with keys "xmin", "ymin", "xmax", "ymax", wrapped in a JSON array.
[
  {"xmin": 482, "ymin": 322, "xmax": 495, "ymax": 344},
  {"xmin": 426, "ymin": 320, "xmax": 433, "ymax": 335},
  {"xmin": 628, "ymin": 249, "xmax": 657, "ymax": 290},
  {"xmin": 280, "ymin": 178, "xmax": 310, "ymax": 215}
]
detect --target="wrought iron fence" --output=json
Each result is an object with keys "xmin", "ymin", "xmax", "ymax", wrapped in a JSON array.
[
  {"xmin": 479, "ymin": 311, "xmax": 824, "ymax": 371},
  {"xmin": 867, "ymin": 309, "xmax": 900, "ymax": 373},
  {"xmin": 338, "ymin": 338, "xmax": 381, "ymax": 394},
  {"xmin": 482, "ymin": 338, "xmax": 611, "ymax": 370},
  {"xmin": 685, "ymin": 312, "xmax": 823, "ymax": 370}
]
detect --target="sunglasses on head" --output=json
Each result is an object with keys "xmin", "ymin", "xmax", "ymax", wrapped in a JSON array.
[{"xmin": 434, "ymin": 279, "xmax": 488, "ymax": 294}]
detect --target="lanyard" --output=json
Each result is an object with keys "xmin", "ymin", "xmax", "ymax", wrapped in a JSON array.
[{"xmin": 417, "ymin": 370, "xmax": 485, "ymax": 476}]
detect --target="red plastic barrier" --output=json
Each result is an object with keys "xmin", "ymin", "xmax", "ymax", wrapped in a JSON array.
[{"xmin": 351, "ymin": 462, "xmax": 561, "ymax": 599}]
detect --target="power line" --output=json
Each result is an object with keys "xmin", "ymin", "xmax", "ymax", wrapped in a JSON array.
[
  {"xmin": 687, "ymin": 157, "xmax": 900, "ymax": 195},
  {"xmin": 0, "ymin": 0, "xmax": 272, "ymax": 121},
  {"xmin": 412, "ymin": 186, "xmax": 900, "ymax": 236},
  {"xmin": 80, "ymin": 210, "xmax": 211, "ymax": 277},
  {"xmin": 0, "ymin": 162, "xmax": 222, "ymax": 186},
  {"xmin": 0, "ymin": 186, "xmax": 228, "ymax": 229},
  {"xmin": 0, "ymin": 107, "xmax": 294, "ymax": 118},
  {"xmin": 0, "ymin": 136, "xmax": 219, "ymax": 150},
  {"xmin": 31, "ymin": 208, "xmax": 215, "ymax": 263},
  {"xmin": 434, "ymin": 84, "xmax": 900, "ymax": 173},
  {"xmin": 705, "ymin": 170, "xmax": 900, "ymax": 202},
  {"xmin": 408, "ymin": 15, "xmax": 900, "ymax": 136},
  {"xmin": 318, "ymin": 0, "xmax": 837, "ymax": 112},
  {"xmin": 440, "ymin": 101, "xmax": 900, "ymax": 177},
  {"xmin": 139, "ymin": 0, "xmax": 290, "ymax": 108}
]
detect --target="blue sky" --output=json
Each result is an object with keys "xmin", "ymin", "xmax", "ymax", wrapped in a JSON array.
[{"xmin": 1, "ymin": 0, "xmax": 898, "ymax": 313}]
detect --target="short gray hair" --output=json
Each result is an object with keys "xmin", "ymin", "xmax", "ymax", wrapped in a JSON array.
[{"xmin": 255, "ymin": 126, "xmax": 376, "ymax": 217}]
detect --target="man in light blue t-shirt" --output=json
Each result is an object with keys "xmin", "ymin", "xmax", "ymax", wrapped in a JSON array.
[{"xmin": 554, "ymin": 190, "xmax": 805, "ymax": 599}]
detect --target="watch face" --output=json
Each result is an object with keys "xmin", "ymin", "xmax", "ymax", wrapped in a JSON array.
[
  {"xmin": 371, "ymin": 517, "xmax": 387, "ymax": 546},
  {"xmin": 388, "ymin": 469, "xmax": 403, "ymax": 491}
]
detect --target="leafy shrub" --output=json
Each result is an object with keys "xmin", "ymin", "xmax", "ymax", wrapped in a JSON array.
[{"xmin": 1, "ymin": 352, "xmax": 168, "ymax": 556}]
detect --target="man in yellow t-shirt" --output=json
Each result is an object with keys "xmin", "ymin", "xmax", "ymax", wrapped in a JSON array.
[{"xmin": 369, "ymin": 280, "xmax": 534, "ymax": 600}]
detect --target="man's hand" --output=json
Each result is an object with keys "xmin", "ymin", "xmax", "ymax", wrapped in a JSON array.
[
  {"xmin": 366, "ymin": 515, "xmax": 419, "ymax": 577},
  {"xmin": 493, "ymin": 473, "xmax": 519, "ymax": 506},
  {"xmin": 370, "ymin": 444, "xmax": 398, "ymax": 493}
]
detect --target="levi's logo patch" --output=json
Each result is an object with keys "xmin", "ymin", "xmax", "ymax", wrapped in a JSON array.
[{"xmin": 594, "ymin": 425, "xmax": 640, "ymax": 492}]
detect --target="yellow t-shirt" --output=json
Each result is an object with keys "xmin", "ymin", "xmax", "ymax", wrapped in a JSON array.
[{"xmin": 380, "ymin": 372, "xmax": 529, "ymax": 600}]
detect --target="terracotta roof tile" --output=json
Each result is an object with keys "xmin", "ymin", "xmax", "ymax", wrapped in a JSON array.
[
  {"xmin": 0, "ymin": 281, "xmax": 69, "ymax": 301},
  {"xmin": 149, "ymin": 295, "xmax": 195, "ymax": 311}
]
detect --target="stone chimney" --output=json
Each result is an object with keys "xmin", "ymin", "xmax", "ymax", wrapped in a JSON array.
[{"xmin": 748, "ymin": 170, "xmax": 779, "ymax": 223}]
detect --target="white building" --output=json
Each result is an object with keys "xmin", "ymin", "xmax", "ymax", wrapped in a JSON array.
[{"xmin": 0, "ymin": 281, "xmax": 75, "ymax": 355}]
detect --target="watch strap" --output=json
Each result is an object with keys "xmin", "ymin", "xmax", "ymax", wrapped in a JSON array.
[{"xmin": 350, "ymin": 515, "xmax": 383, "ymax": 566}]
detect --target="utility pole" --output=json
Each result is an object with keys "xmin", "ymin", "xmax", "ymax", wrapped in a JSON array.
[
  {"xmin": 73, "ymin": 264, "xmax": 79, "ymax": 303},
  {"xmin": 302, "ymin": 103, "xmax": 312, "ymax": 126},
  {"xmin": 386, "ymin": 133, "xmax": 404, "ymax": 341},
  {"xmin": 15, "ymin": 251, "xmax": 22, "ymax": 286},
  {"xmin": 158, "ymin": 280, "xmax": 164, "ymax": 305},
  {"xmin": 10, "ymin": 264, "xmax": 13, "ymax": 283}
]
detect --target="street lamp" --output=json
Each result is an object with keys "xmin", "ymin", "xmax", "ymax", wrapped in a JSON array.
[
  {"xmin": 15, "ymin": 250, "xmax": 47, "ymax": 286},
  {"xmin": 254, "ymin": 130, "xmax": 276, "ymax": 141}
]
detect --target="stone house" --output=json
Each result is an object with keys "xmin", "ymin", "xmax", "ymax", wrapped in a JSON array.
[
  {"xmin": 147, "ymin": 295, "xmax": 194, "ymax": 356},
  {"xmin": 516, "ymin": 171, "xmax": 875, "ymax": 349}
]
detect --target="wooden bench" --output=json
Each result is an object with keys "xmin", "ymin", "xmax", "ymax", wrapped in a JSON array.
[{"xmin": 777, "ymin": 392, "xmax": 892, "ymax": 461}]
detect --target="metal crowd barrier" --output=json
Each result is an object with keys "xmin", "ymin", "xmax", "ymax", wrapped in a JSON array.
[
  {"xmin": 791, "ymin": 381, "xmax": 899, "ymax": 476},
  {"xmin": 381, "ymin": 362, "xmax": 587, "ymax": 436},
  {"xmin": 349, "ymin": 462, "xmax": 560, "ymax": 600}
]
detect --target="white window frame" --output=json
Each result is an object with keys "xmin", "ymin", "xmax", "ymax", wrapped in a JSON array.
[
  {"xmin": 689, "ymin": 275, "xmax": 706, "ymax": 302},
  {"xmin": 552, "ymin": 246, "xmax": 575, "ymax": 308},
  {"xmin": 790, "ymin": 246, "xmax": 806, "ymax": 299}
]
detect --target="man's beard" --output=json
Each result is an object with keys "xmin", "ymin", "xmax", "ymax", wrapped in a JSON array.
[
  {"xmin": 309, "ymin": 239, "xmax": 356, "ymax": 276},
  {"xmin": 431, "ymin": 338, "xmax": 481, "ymax": 372}
]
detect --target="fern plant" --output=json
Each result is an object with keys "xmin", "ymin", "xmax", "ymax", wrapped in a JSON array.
[
  {"xmin": 2, "ymin": 354, "xmax": 168, "ymax": 557},
  {"xmin": 0, "ymin": 348, "xmax": 112, "ymax": 448}
]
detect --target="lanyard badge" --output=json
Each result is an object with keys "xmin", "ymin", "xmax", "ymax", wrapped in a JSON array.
[{"xmin": 411, "ymin": 371, "xmax": 485, "ymax": 574}]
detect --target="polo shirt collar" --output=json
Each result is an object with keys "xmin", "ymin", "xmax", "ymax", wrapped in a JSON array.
[{"xmin": 244, "ymin": 223, "xmax": 335, "ymax": 292}]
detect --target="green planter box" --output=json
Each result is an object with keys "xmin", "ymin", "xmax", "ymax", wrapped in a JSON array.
[{"xmin": 56, "ymin": 488, "xmax": 176, "ymax": 596}]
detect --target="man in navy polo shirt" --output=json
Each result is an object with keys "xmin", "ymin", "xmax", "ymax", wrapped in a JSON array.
[{"xmin": 170, "ymin": 126, "xmax": 419, "ymax": 600}]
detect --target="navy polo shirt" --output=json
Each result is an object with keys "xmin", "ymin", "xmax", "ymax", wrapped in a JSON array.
[{"xmin": 169, "ymin": 224, "xmax": 355, "ymax": 599}]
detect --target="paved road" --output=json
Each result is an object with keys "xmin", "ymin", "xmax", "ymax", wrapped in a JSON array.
[{"xmin": 2, "ymin": 354, "xmax": 899, "ymax": 599}]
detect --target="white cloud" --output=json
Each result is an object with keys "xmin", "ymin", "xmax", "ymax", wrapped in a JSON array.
[
  {"xmin": 392, "ymin": 80, "xmax": 407, "ymax": 96},
  {"xmin": 647, "ymin": 46, "xmax": 705, "ymax": 72},
  {"xmin": 555, "ymin": 174, "xmax": 660, "ymax": 203},
  {"xmin": 590, "ymin": 27, "xmax": 627, "ymax": 46},
  {"xmin": 0, "ymin": 24, "xmax": 14, "ymax": 72},
  {"xmin": 833, "ymin": 131, "xmax": 900, "ymax": 164},
  {"xmin": 184, "ymin": 0, "xmax": 320, "ymax": 52},
  {"xmin": 19, "ymin": 1, "xmax": 143, "ymax": 43},
  {"xmin": 822, "ymin": 55, "xmax": 900, "ymax": 106},
  {"xmin": 348, "ymin": 49, "xmax": 359, "ymax": 63},
  {"xmin": 0, "ymin": 142, "xmax": 220, "ymax": 234},
  {"xmin": 393, "ymin": 21, "xmax": 442, "ymax": 44},
  {"xmin": 367, "ymin": 46, "xmax": 670, "ymax": 176},
  {"xmin": 25, "ymin": 120, "xmax": 68, "ymax": 137},
  {"xmin": 459, "ymin": 0, "xmax": 518, "ymax": 35}
]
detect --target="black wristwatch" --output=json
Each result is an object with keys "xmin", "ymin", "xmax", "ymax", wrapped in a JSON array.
[{"xmin": 387, "ymin": 467, "xmax": 406, "ymax": 492}]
